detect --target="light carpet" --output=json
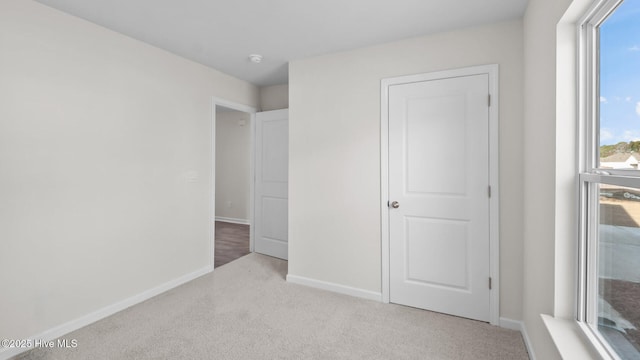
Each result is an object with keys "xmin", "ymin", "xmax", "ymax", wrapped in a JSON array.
[{"xmin": 16, "ymin": 253, "xmax": 529, "ymax": 359}]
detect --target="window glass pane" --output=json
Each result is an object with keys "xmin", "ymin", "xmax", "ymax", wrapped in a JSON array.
[
  {"xmin": 598, "ymin": 0, "xmax": 640, "ymax": 169},
  {"xmin": 598, "ymin": 184, "xmax": 640, "ymax": 357}
]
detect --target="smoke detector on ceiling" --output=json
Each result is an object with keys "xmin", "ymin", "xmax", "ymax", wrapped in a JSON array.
[{"xmin": 249, "ymin": 54, "xmax": 263, "ymax": 64}]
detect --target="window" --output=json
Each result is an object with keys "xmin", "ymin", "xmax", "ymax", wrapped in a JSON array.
[{"xmin": 579, "ymin": 0, "xmax": 640, "ymax": 359}]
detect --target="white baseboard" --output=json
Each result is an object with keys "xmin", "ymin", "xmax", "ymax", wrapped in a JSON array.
[
  {"xmin": 286, "ymin": 274, "xmax": 382, "ymax": 302},
  {"xmin": 520, "ymin": 321, "xmax": 537, "ymax": 360},
  {"xmin": 0, "ymin": 265, "xmax": 213, "ymax": 360},
  {"xmin": 214, "ymin": 216, "xmax": 250, "ymax": 225},
  {"xmin": 499, "ymin": 318, "xmax": 536, "ymax": 360},
  {"xmin": 499, "ymin": 317, "xmax": 522, "ymax": 331}
]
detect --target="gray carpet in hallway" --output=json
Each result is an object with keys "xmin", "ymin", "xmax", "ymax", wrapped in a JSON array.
[{"xmin": 16, "ymin": 254, "xmax": 529, "ymax": 360}]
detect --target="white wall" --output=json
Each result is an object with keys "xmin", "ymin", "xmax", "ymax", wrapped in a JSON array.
[
  {"xmin": 288, "ymin": 20, "xmax": 524, "ymax": 321},
  {"xmin": 0, "ymin": 0, "xmax": 258, "ymax": 344},
  {"xmin": 215, "ymin": 110, "xmax": 251, "ymax": 222},
  {"xmin": 259, "ymin": 84, "xmax": 289, "ymax": 111},
  {"xmin": 522, "ymin": 0, "xmax": 595, "ymax": 358},
  {"xmin": 521, "ymin": 1, "xmax": 567, "ymax": 356}
]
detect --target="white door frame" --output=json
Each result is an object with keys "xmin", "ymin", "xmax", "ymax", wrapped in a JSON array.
[
  {"xmin": 210, "ymin": 97, "xmax": 257, "ymax": 269},
  {"xmin": 380, "ymin": 64, "xmax": 500, "ymax": 325}
]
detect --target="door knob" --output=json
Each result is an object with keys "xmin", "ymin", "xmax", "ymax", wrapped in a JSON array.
[{"xmin": 390, "ymin": 201, "xmax": 400, "ymax": 209}]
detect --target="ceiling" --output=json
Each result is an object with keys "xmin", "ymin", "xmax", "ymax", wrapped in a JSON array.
[{"xmin": 34, "ymin": 0, "xmax": 528, "ymax": 87}]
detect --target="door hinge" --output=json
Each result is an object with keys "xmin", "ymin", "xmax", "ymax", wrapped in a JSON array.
[
  {"xmin": 489, "ymin": 277, "xmax": 492, "ymax": 290},
  {"xmin": 488, "ymin": 186, "xmax": 492, "ymax": 198},
  {"xmin": 488, "ymin": 94, "xmax": 491, "ymax": 107}
]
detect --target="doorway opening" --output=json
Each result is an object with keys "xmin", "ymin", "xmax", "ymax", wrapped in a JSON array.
[{"xmin": 212, "ymin": 100, "xmax": 256, "ymax": 268}]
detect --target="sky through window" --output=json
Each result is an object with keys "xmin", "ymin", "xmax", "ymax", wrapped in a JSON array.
[{"xmin": 600, "ymin": 0, "xmax": 640, "ymax": 145}]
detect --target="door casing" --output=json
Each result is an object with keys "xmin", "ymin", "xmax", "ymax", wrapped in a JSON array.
[{"xmin": 380, "ymin": 64, "xmax": 500, "ymax": 325}]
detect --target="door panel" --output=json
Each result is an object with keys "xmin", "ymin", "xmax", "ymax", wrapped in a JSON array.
[
  {"xmin": 388, "ymin": 74, "xmax": 490, "ymax": 322},
  {"xmin": 254, "ymin": 109, "xmax": 289, "ymax": 260},
  {"xmin": 405, "ymin": 217, "xmax": 469, "ymax": 289},
  {"xmin": 406, "ymin": 94, "xmax": 467, "ymax": 195}
]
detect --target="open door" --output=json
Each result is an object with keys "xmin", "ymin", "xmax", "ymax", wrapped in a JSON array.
[{"xmin": 254, "ymin": 109, "xmax": 289, "ymax": 260}]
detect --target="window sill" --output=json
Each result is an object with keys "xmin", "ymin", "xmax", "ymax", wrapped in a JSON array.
[{"xmin": 541, "ymin": 314, "xmax": 605, "ymax": 360}]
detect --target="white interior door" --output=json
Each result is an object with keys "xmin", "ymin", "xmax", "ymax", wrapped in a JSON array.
[
  {"xmin": 388, "ymin": 74, "xmax": 491, "ymax": 322},
  {"xmin": 254, "ymin": 109, "xmax": 289, "ymax": 260}
]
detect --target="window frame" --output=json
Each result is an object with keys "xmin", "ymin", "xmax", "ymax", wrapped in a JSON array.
[{"xmin": 577, "ymin": 0, "xmax": 640, "ymax": 359}]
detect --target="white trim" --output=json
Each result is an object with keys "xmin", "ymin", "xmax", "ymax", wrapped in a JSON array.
[
  {"xmin": 500, "ymin": 318, "xmax": 537, "ymax": 360},
  {"xmin": 498, "ymin": 317, "xmax": 538, "ymax": 360},
  {"xmin": 214, "ymin": 216, "xmax": 250, "ymax": 225},
  {"xmin": 488, "ymin": 64, "xmax": 501, "ymax": 327},
  {"xmin": 212, "ymin": 97, "xmax": 257, "ymax": 115},
  {"xmin": 576, "ymin": 321, "xmax": 621, "ymax": 360},
  {"xmin": 542, "ymin": 314, "xmax": 611, "ymax": 360},
  {"xmin": 249, "ymin": 110, "xmax": 256, "ymax": 252},
  {"xmin": 211, "ymin": 97, "xmax": 258, "ymax": 261},
  {"xmin": 0, "ymin": 266, "xmax": 212, "ymax": 360},
  {"xmin": 286, "ymin": 274, "xmax": 382, "ymax": 302},
  {"xmin": 380, "ymin": 78, "xmax": 390, "ymax": 304},
  {"xmin": 499, "ymin": 317, "xmax": 522, "ymax": 331},
  {"xmin": 576, "ymin": 2, "xmax": 634, "ymax": 359},
  {"xmin": 521, "ymin": 321, "xmax": 537, "ymax": 360},
  {"xmin": 380, "ymin": 64, "xmax": 501, "ymax": 325},
  {"xmin": 210, "ymin": 100, "xmax": 216, "ymax": 268}
]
